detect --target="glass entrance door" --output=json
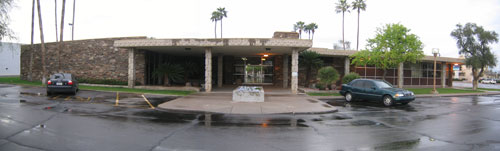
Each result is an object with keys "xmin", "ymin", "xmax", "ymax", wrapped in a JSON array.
[
  {"xmin": 233, "ymin": 56, "xmax": 274, "ymax": 85},
  {"xmin": 244, "ymin": 65, "xmax": 273, "ymax": 84}
]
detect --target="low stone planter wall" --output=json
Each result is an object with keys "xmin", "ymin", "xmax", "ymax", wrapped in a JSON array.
[{"xmin": 232, "ymin": 86, "xmax": 264, "ymax": 102}]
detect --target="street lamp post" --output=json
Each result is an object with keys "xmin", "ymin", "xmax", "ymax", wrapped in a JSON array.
[{"xmin": 432, "ymin": 48, "xmax": 440, "ymax": 94}]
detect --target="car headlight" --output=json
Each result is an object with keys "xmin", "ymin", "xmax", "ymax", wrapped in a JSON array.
[
  {"xmin": 394, "ymin": 93, "xmax": 404, "ymax": 97},
  {"xmin": 410, "ymin": 92, "xmax": 414, "ymax": 96}
]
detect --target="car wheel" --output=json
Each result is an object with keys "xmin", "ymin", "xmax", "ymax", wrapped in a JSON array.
[
  {"xmin": 72, "ymin": 88, "xmax": 77, "ymax": 95},
  {"xmin": 345, "ymin": 92, "xmax": 353, "ymax": 102},
  {"xmin": 383, "ymin": 95, "xmax": 394, "ymax": 107},
  {"xmin": 46, "ymin": 91, "xmax": 51, "ymax": 96}
]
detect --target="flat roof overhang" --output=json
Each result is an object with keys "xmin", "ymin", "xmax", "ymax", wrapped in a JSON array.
[
  {"xmin": 114, "ymin": 38, "xmax": 312, "ymax": 56},
  {"xmin": 308, "ymin": 47, "xmax": 466, "ymax": 64}
]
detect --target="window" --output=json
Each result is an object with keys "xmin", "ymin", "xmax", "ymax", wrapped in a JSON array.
[
  {"xmin": 373, "ymin": 80, "xmax": 393, "ymax": 88},
  {"xmin": 363, "ymin": 81, "xmax": 375, "ymax": 88},
  {"xmin": 352, "ymin": 81, "xmax": 363, "ymax": 88}
]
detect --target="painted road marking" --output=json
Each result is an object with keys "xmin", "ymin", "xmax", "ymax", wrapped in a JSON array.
[
  {"xmin": 114, "ymin": 92, "xmax": 119, "ymax": 106},
  {"xmin": 64, "ymin": 96, "xmax": 71, "ymax": 101},
  {"xmin": 87, "ymin": 97, "xmax": 91, "ymax": 101},
  {"xmin": 75, "ymin": 96, "xmax": 84, "ymax": 101},
  {"xmin": 141, "ymin": 95, "xmax": 155, "ymax": 109}
]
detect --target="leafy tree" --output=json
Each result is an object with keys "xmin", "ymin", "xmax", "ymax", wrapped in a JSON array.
[
  {"xmin": 153, "ymin": 63, "xmax": 184, "ymax": 86},
  {"xmin": 217, "ymin": 7, "xmax": 227, "ymax": 38},
  {"xmin": 210, "ymin": 11, "xmax": 221, "ymax": 38},
  {"xmin": 299, "ymin": 50, "xmax": 324, "ymax": 86},
  {"xmin": 305, "ymin": 23, "xmax": 318, "ymax": 40},
  {"xmin": 293, "ymin": 21, "xmax": 305, "ymax": 39},
  {"xmin": 335, "ymin": 0, "xmax": 350, "ymax": 50},
  {"xmin": 342, "ymin": 72, "xmax": 360, "ymax": 84},
  {"xmin": 351, "ymin": 24, "xmax": 424, "ymax": 81},
  {"xmin": 451, "ymin": 23, "xmax": 498, "ymax": 90},
  {"xmin": 0, "ymin": 0, "xmax": 14, "ymax": 43},
  {"xmin": 317, "ymin": 66, "xmax": 339, "ymax": 89},
  {"xmin": 351, "ymin": 0, "xmax": 366, "ymax": 50}
]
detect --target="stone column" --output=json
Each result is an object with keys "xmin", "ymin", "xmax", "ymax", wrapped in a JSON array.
[
  {"xmin": 398, "ymin": 62, "xmax": 404, "ymax": 88},
  {"xmin": 283, "ymin": 54, "xmax": 289, "ymax": 88},
  {"xmin": 205, "ymin": 48, "xmax": 212, "ymax": 92},
  {"xmin": 344, "ymin": 57, "xmax": 350, "ymax": 76},
  {"xmin": 291, "ymin": 48, "xmax": 299, "ymax": 94},
  {"xmin": 218, "ymin": 55, "xmax": 223, "ymax": 87},
  {"xmin": 442, "ymin": 62, "xmax": 446, "ymax": 88},
  {"xmin": 128, "ymin": 48, "xmax": 135, "ymax": 88}
]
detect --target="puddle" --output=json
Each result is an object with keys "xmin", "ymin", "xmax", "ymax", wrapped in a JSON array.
[
  {"xmin": 133, "ymin": 110, "xmax": 197, "ymax": 123},
  {"xmin": 198, "ymin": 114, "xmax": 308, "ymax": 127},
  {"xmin": 350, "ymin": 120, "xmax": 386, "ymax": 127},
  {"xmin": 373, "ymin": 136, "xmax": 450, "ymax": 150},
  {"xmin": 307, "ymin": 99, "xmax": 318, "ymax": 103}
]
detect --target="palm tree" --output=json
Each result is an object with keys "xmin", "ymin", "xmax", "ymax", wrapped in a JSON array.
[
  {"xmin": 36, "ymin": 0, "xmax": 47, "ymax": 85},
  {"xmin": 58, "ymin": 0, "xmax": 66, "ymax": 72},
  {"xmin": 153, "ymin": 63, "xmax": 184, "ymax": 86},
  {"xmin": 217, "ymin": 7, "xmax": 227, "ymax": 38},
  {"xmin": 210, "ymin": 11, "xmax": 221, "ymax": 38},
  {"xmin": 304, "ymin": 25, "xmax": 311, "ymax": 40},
  {"xmin": 294, "ymin": 21, "xmax": 305, "ymax": 39},
  {"xmin": 335, "ymin": 0, "xmax": 350, "ymax": 50},
  {"xmin": 299, "ymin": 51, "xmax": 324, "ymax": 87},
  {"xmin": 352, "ymin": 0, "xmax": 366, "ymax": 51},
  {"xmin": 307, "ymin": 23, "xmax": 318, "ymax": 40}
]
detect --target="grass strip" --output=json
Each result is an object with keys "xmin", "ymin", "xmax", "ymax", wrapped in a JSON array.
[
  {"xmin": 0, "ymin": 76, "xmax": 194, "ymax": 96},
  {"xmin": 306, "ymin": 92, "xmax": 341, "ymax": 96},
  {"xmin": 406, "ymin": 88, "xmax": 483, "ymax": 94}
]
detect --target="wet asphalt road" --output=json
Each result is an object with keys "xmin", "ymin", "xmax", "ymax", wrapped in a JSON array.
[{"xmin": 1, "ymin": 84, "xmax": 500, "ymax": 151}]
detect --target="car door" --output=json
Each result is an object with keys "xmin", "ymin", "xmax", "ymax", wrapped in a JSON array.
[
  {"xmin": 363, "ymin": 81, "xmax": 379, "ymax": 101},
  {"xmin": 350, "ymin": 80, "xmax": 365, "ymax": 98}
]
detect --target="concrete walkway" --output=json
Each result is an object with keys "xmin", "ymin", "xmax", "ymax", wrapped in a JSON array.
[{"xmin": 157, "ymin": 93, "xmax": 337, "ymax": 115}]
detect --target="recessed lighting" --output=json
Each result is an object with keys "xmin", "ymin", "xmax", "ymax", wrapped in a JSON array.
[
  {"xmin": 263, "ymin": 54, "xmax": 269, "ymax": 57},
  {"xmin": 261, "ymin": 58, "xmax": 266, "ymax": 61}
]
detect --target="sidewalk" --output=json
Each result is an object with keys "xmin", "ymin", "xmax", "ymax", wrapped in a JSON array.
[{"xmin": 157, "ymin": 93, "xmax": 338, "ymax": 115}]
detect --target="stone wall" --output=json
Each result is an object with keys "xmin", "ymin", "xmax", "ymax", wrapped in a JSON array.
[
  {"xmin": 20, "ymin": 37, "xmax": 147, "ymax": 84},
  {"xmin": 272, "ymin": 32, "xmax": 299, "ymax": 39}
]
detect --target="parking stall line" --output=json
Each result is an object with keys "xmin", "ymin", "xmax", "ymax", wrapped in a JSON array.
[
  {"xmin": 114, "ymin": 92, "xmax": 119, "ymax": 106},
  {"xmin": 50, "ymin": 95, "xmax": 61, "ymax": 100},
  {"xmin": 64, "ymin": 96, "xmax": 72, "ymax": 101},
  {"xmin": 141, "ymin": 95, "xmax": 155, "ymax": 109}
]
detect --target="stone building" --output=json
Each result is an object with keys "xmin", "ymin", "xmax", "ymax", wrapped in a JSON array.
[{"xmin": 20, "ymin": 32, "xmax": 464, "ymax": 93}]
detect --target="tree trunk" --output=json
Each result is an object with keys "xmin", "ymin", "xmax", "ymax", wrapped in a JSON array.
[
  {"xmin": 58, "ymin": 0, "xmax": 66, "ymax": 72},
  {"xmin": 214, "ymin": 20, "xmax": 217, "ymax": 38},
  {"xmin": 163, "ymin": 75, "xmax": 169, "ymax": 86},
  {"xmin": 299, "ymin": 30, "xmax": 301, "ymax": 39},
  {"xmin": 220, "ymin": 19, "xmax": 223, "ymax": 39},
  {"xmin": 29, "ymin": 0, "xmax": 35, "ymax": 81},
  {"xmin": 356, "ymin": 10, "xmax": 360, "ymax": 51},
  {"xmin": 54, "ymin": 0, "xmax": 58, "ymax": 42},
  {"xmin": 382, "ymin": 68, "xmax": 387, "ymax": 81},
  {"xmin": 71, "ymin": 0, "xmax": 75, "ymax": 40},
  {"xmin": 342, "ymin": 12, "xmax": 345, "ymax": 50},
  {"xmin": 305, "ymin": 67, "xmax": 311, "ymax": 87},
  {"xmin": 312, "ymin": 31, "xmax": 314, "ymax": 40},
  {"xmin": 36, "ymin": 0, "xmax": 47, "ymax": 85}
]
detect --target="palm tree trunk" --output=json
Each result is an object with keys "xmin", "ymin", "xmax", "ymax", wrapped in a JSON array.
[
  {"xmin": 54, "ymin": 0, "xmax": 58, "ymax": 42},
  {"xmin": 220, "ymin": 19, "xmax": 223, "ymax": 38},
  {"xmin": 342, "ymin": 12, "xmax": 345, "ymax": 50},
  {"xmin": 163, "ymin": 75, "xmax": 169, "ymax": 86},
  {"xmin": 214, "ymin": 20, "xmax": 217, "ymax": 38},
  {"xmin": 312, "ymin": 31, "xmax": 314, "ymax": 40},
  {"xmin": 356, "ymin": 10, "xmax": 360, "ymax": 51},
  {"xmin": 29, "ymin": 0, "xmax": 35, "ymax": 81},
  {"xmin": 71, "ymin": 0, "xmax": 75, "ymax": 40},
  {"xmin": 58, "ymin": 0, "xmax": 66, "ymax": 72},
  {"xmin": 36, "ymin": 0, "xmax": 47, "ymax": 85},
  {"xmin": 299, "ymin": 30, "xmax": 301, "ymax": 39}
]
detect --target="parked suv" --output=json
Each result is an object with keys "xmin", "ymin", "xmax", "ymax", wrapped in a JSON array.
[
  {"xmin": 339, "ymin": 79, "xmax": 415, "ymax": 106},
  {"xmin": 46, "ymin": 73, "xmax": 79, "ymax": 95}
]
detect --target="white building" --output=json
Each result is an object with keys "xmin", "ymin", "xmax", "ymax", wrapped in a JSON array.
[{"xmin": 0, "ymin": 43, "xmax": 21, "ymax": 76}]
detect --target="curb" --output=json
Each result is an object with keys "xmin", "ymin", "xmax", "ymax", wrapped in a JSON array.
[
  {"xmin": 155, "ymin": 106, "xmax": 339, "ymax": 115},
  {"xmin": 312, "ymin": 91, "xmax": 500, "ymax": 100}
]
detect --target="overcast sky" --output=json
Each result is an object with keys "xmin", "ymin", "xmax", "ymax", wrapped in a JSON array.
[{"xmin": 6, "ymin": 0, "xmax": 500, "ymax": 71}]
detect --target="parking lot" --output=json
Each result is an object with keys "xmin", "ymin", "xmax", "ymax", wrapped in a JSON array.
[{"xmin": 1, "ymin": 84, "xmax": 500, "ymax": 150}]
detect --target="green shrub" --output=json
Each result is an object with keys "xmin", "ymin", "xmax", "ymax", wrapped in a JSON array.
[
  {"xmin": 342, "ymin": 72, "xmax": 360, "ymax": 84},
  {"xmin": 317, "ymin": 66, "xmax": 340, "ymax": 87},
  {"xmin": 315, "ymin": 84, "xmax": 325, "ymax": 90}
]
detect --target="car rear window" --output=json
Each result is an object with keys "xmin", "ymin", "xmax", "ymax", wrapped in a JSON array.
[{"xmin": 50, "ymin": 74, "xmax": 72, "ymax": 80}]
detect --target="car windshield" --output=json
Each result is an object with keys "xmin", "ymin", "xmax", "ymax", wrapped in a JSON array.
[{"xmin": 373, "ymin": 80, "xmax": 393, "ymax": 88}]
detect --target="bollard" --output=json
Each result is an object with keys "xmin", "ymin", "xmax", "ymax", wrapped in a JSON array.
[
  {"xmin": 290, "ymin": 112, "xmax": 297, "ymax": 127},
  {"xmin": 205, "ymin": 113, "xmax": 211, "ymax": 127}
]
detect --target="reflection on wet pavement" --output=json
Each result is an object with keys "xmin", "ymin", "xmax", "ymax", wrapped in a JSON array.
[{"xmin": 2, "ymin": 83, "xmax": 500, "ymax": 150}]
